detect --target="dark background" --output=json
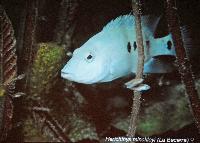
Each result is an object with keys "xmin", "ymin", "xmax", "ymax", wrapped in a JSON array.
[{"xmin": 1, "ymin": 0, "xmax": 200, "ymax": 142}]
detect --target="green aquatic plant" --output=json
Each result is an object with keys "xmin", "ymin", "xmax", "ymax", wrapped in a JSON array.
[
  {"xmin": 29, "ymin": 43, "xmax": 65, "ymax": 99},
  {"xmin": 24, "ymin": 42, "xmax": 70, "ymax": 141}
]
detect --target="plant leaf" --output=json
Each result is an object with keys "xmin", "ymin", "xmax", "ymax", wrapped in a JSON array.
[{"xmin": 0, "ymin": 5, "xmax": 17, "ymax": 141}]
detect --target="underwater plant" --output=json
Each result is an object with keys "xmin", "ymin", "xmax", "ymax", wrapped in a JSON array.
[
  {"xmin": 26, "ymin": 43, "xmax": 69, "ymax": 141},
  {"xmin": 127, "ymin": 0, "xmax": 145, "ymax": 139},
  {"xmin": 18, "ymin": 0, "xmax": 38, "ymax": 91},
  {"xmin": 0, "ymin": 0, "xmax": 200, "ymax": 142},
  {"xmin": 165, "ymin": 0, "xmax": 200, "ymax": 133},
  {"xmin": 29, "ymin": 43, "xmax": 65, "ymax": 99},
  {"xmin": 0, "ymin": 5, "xmax": 17, "ymax": 142}
]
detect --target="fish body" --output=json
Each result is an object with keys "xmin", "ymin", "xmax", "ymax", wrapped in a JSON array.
[{"xmin": 61, "ymin": 15, "xmax": 180, "ymax": 84}]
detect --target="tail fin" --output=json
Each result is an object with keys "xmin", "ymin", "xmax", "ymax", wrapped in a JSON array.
[
  {"xmin": 142, "ymin": 15, "xmax": 161, "ymax": 36},
  {"xmin": 181, "ymin": 25, "xmax": 200, "ymax": 58}
]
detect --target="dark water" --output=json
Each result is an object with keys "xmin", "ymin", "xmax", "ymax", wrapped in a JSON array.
[{"xmin": 0, "ymin": 0, "xmax": 200, "ymax": 142}]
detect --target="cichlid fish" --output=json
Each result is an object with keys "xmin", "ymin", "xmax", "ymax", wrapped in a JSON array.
[{"xmin": 61, "ymin": 15, "xmax": 190, "ymax": 84}]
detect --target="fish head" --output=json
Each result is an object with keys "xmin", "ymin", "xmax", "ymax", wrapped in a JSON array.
[{"xmin": 61, "ymin": 35, "xmax": 111, "ymax": 84}]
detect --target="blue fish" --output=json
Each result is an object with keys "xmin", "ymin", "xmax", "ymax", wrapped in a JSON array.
[{"xmin": 61, "ymin": 15, "xmax": 190, "ymax": 84}]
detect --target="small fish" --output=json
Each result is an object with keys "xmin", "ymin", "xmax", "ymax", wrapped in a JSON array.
[
  {"xmin": 13, "ymin": 92, "xmax": 26, "ymax": 98},
  {"xmin": 61, "ymin": 15, "xmax": 191, "ymax": 84}
]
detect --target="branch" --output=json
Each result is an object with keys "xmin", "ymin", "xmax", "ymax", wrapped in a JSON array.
[
  {"xmin": 165, "ymin": 0, "xmax": 200, "ymax": 133},
  {"xmin": 54, "ymin": 0, "xmax": 79, "ymax": 49},
  {"xmin": 32, "ymin": 106, "xmax": 71, "ymax": 142},
  {"xmin": 20, "ymin": 0, "xmax": 38, "ymax": 90},
  {"xmin": 127, "ymin": 0, "xmax": 145, "ymax": 139},
  {"xmin": 0, "ymin": 5, "xmax": 17, "ymax": 141}
]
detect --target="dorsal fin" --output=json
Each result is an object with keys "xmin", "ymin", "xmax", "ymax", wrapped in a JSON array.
[
  {"xmin": 141, "ymin": 15, "xmax": 161, "ymax": 36},
  {"xmin": 102, "ymin": 15, "xmax": 134, "ymax": 31},
  {"xmin": 102, "ymin": 14, "xmax": 161, "ymax": 36}
]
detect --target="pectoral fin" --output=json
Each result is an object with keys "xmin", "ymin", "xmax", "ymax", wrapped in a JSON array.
[
  {"xmin": 124, "ymin": 78, "xmax": 150, "ymax": 92},
  {"xmin": 125, "ymin": 78, "xmax": 144, "ymax": 89},
  {"xmin": 131, "ymin": 84, "xmax": 150, "ymax": 92}
]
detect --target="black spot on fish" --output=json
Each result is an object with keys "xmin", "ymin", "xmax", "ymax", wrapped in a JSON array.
[
  {"xmin": 167, "ymin": 40, "xmax": 172, "ymax": 50},
  {"xmin": 146, "ymin": 41, "xmax": 150, "ymax": 56},
  {"xmin": 146, "ymin": 41, "xmax": 150, "ymax": 48},
  {"xmin": 127, "ymin": 42, "xmax": 131, "ymax": 53},
  {"xmin": 133, "ymin": 41, "xmax": 137, "ymax": 51}
]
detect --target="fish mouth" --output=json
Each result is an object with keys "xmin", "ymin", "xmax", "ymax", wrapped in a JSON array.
[
  {"xmin": 61, "ymin": 72, "xmax": 73, "ymax": 80},
  {"xmin": 61, "ymin": 72, "xmax": 93, "ymax": 84}
]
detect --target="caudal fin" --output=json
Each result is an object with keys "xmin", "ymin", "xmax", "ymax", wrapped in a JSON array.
[{"xmin": 181, "ymin": 25, "xmax": 200, "ymax": 58}]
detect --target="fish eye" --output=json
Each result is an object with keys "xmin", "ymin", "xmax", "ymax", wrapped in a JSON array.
[
  {"xmin": 87, "ymin": 55, "xmax": 93, "ymax": 60},
  {"xmin": 85, "ymin": 53, "xmax": 94, "ymax": 63}
]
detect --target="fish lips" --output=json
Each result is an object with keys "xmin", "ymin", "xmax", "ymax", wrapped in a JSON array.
[
  {"xmin": 61, "ymin": 71, "xmax": 91, "ymax": 84},
  {"xmin": 61, "ymin": 71, "xmax": 103, "ymax": 84},
  {"xmin": 61, "ymin": 72, "xmax": 74, "ymax": 81}
]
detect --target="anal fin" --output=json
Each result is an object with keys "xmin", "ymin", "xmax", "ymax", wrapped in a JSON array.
[{"xmin": 144, "ymin": 57, "xmax": 175, "ymax": 73}]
